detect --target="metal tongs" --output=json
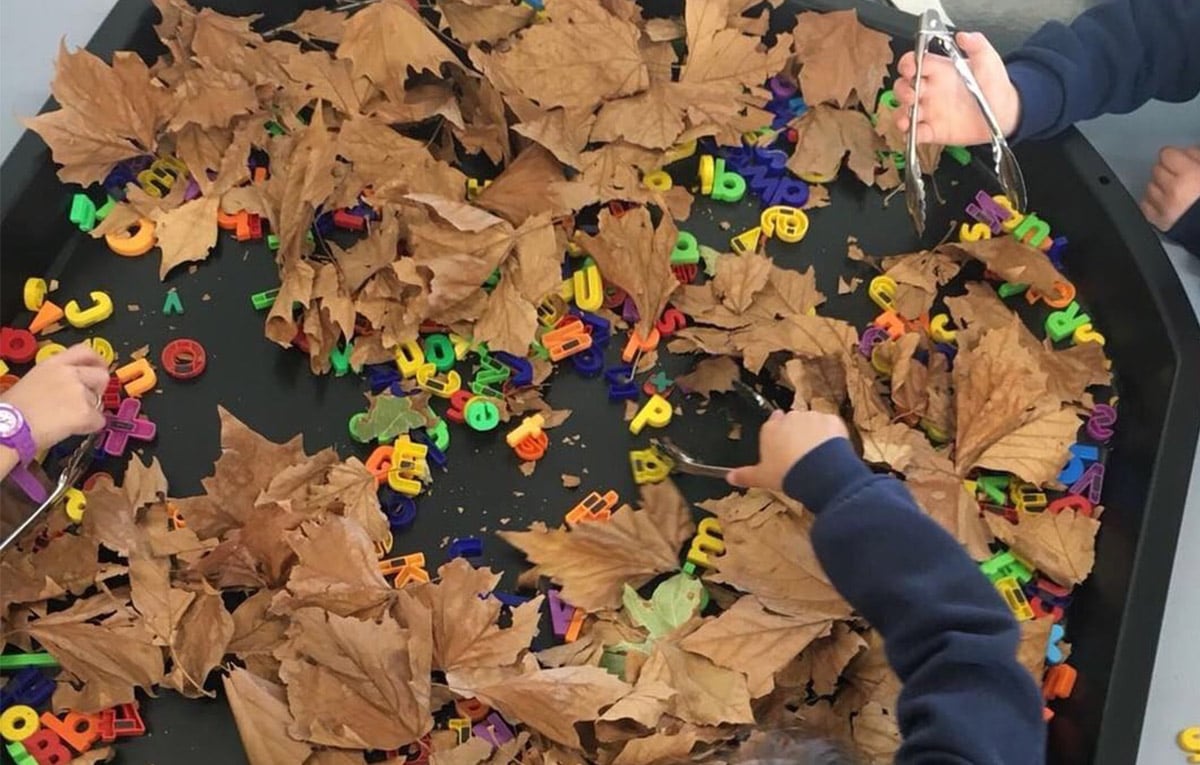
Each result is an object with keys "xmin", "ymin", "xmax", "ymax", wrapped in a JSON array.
[
  {"xmin": 650, "ymin": 380, "xmax": 779, "ymax": 479},
  {"xmin": 905, "ymin": 9, "xmax": 1027, "ymax": 236},
  {"xmin": 0, "ymin": 430, "xmax": 101, "ymax": 553}
]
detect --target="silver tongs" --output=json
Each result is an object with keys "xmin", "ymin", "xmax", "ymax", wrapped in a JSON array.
[
  {"xmin": 0, "ymin": 430, "xmax": 101, "ymax": 553},
  {"xmin": 905, "ymin": 9, "xmax": 1027, "ymax": 236},
  {"xmin": 649, "ymin": 380, "xmax": 778, "ymax": 479}
]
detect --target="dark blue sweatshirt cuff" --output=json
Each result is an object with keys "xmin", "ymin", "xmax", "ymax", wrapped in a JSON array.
[
  {"xmin": 1166, "ymin": 198, "xmax": 1200, "ymax": 257},
  {"xmin": 1006, "ymin": 59, "xmax": 1068, "ymax": 142},
  {"xmin": 781, "ymin": 437, "xmax": 875, "ymax": 514}
]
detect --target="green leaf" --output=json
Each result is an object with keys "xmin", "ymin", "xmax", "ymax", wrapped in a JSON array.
[
  {"xmin": 622, "ymin": 573, "xmax": 705, "ymax": 641},
  {"xmin": 352, "ymin": 393, "xmax": 427, "ymax": 442}
]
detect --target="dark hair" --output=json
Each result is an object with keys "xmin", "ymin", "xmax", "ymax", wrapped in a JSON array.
[{"xmin": 692, "ymin": 728, "xmax": 861, "ymax": 765}]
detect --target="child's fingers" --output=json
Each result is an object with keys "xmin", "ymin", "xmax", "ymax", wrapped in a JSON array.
[
  {"xmin": 56, "ymin": 343, "xmax": 109, "ymax": 368},
  {"xmin": 893, "ymin": 77, "xmax": 916, "ymax": 107},
  {"xmin": 897, "ymin": 51, "xmax": 917, "ymax": 79},
  {"xmin": 956, "ymin": 31, "xmax": 991, "ymax": 57},
  {"xmin": 915, "ymin": 122, "xmax": 938, "ymax": 144},
  {"xmin": 725, "ymin": 466, "xmax": 755, "ymax": 488},
  {"xmin": 1158, "ymin": 146, "xmax": 1190, "ymax": 174},
  {"xmin": 76, "ymin": 366, "xmax": 111, "ymax": 397}
]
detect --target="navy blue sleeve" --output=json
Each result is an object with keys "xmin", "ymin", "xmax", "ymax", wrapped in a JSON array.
[
  {"xmin": 1003, "ymin": 0, "xmax": 1200, "ymax": 141},
  {"xmin": 783, "ymin": 438, "xmax": 1046, "ymax": 765},
  {"xmin": 1166, "ymin": 200, "xmax": 1200, "ymax": 257}
]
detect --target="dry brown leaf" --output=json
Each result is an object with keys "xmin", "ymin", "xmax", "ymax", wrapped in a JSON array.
[
  {"xmin": 782, "ymin": 355, "xmax": 847, "ymax": 413},
  {"xmin": 837, "ymin": 276, "xmax": 863, "ymax": 295},
  {"xmin": 223, "ymin": 667, "xmax": 314, "ymax": 765},
  {"xmin": 28, "ymin": 604, "xmax": 165, "ymax": 713},
  {"xmin": 561, "ymin": 474, "xmax": 583, "ymax": 489},
  {"xmin": 1015, "ymin": 617, "xmax": 1054, "ymax": 684},
  {"xmin": 712, "ymin": 253, "xmax": 773, "ymax": 313},
  {"xmin": 581, "ymin": 206, "xmax": 679, "ymax": 335},
  {"xmin": 410, "ymin": 558, "xmax": 543, "ymax": 672},
  {"xmin": 731, "ymin": 313, "xmax": 857, "ymax": 373},
  {"xmin": 953, "ymin": 318, "xmax": 1055, "ymax": 474},
  {"xmin": 791, "ymin": 9, "xmax": 893, "ymax": 108},
  {"xmin": 272, "ymin": 515, "xmax": 395, "ymax": 618},
  {"xmin": 473, "ymin": 275, "xmax": 538, "ymax": 355},
  {"xmin": 612, "ymin": 731, "xmax": 699, "ymax": 765},
  {"xmin": 337, "ymin": 0, "xmax": 461, "ymax": 102},
  {"xmin": 707, "ymin": 508, "xmax": 851, "ymax": 620},
  {"xmin": 25, "ymin": 45, "xmax": 167, "ymax": 184},
  {"xmin": 595, "ymin": 680, "xmax": 676, "ymax": 741},
  {"xmin": 163, "ymin": 586, "xmax": 235, "ymax": 697},
  {"xmin": 173, "ymin": 407, "xmax": 307, "ymax": 539},
  {"xmin": 432, "ymin": 736, "xmax": 495, "ymax": 765},
  {"xmin": 168, "ymin": 67, "xmax": 260, "ymax": 132},
  {"xmin": 942, "ymin": 239, "xmax": 1068, "ymax": 295},
  {"xmin": 469, "ymin": 0, "xmax": 648, "ymax": 111},
  {"xmin": 476, "ymin": 146, "xmax": 573, "ymax": 225},
  {"xmin": 152, "ymin": 196, "xmax": 220, "ymax": 279},
  {"xmin": 282, "ymin": 8, "xmax": 348, "ymax": 44},
  {"xmin": 637, "ymin": 641, "xmax": 754, "ymax": 726},
  {"xmin": 675, "ymin": 356, "xmax": 740, "ymax": 398},
  {"xmin": 985, "ymin": 510, "xmax": 1100, "ymax": 587},
  {"xmin": 499, "ymin": 482, "xmax": 694, "ymax": 611},
  {"xmin": 439, "ymin": 0, "xmax": 534, "ymax": 44},
  {"xmin": 280, "ymin": 49, "xmax": 363, "ymax": 115},
  {"xmin": 510, "ymin": 103, "xmax": 597, "ymax": 167},
  {"xmin": 852, "ymin": 701, "xmax": 902, "ymax": 764},
  {"xmin": 973, "ymin": 406, "xmax": 1080, "ymax": 485},
  {"xmin": 787, "ymin": 104, "xmax": 882, "ymax": 185},
  {"xmin": 780, "ymin": 621, "xmax": 867, "ymax": 696},
  {"xmin": 678, "ymin": 595, "xmax": 833, "ymax": 698},
  {"xmin": 460, "ymin": 666, "xmax": 631, "ymax": 749},
  {"xmin": 276, "ymin": 605, "xmax": 432, "ymax": 749},
  {"xmin": 405, "ymin": 193, "xmax": 506, "ymax": 232}
]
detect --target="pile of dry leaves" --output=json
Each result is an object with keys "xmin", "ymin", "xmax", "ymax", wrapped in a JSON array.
[{"xmin": 6, "ymin": 0, "xmax": 1115, "ymax": 763}]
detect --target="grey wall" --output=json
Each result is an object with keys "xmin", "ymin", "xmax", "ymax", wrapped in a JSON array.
[{"xmin": 0, "ymin": 0, "xmax": 121, "ymax": 159}]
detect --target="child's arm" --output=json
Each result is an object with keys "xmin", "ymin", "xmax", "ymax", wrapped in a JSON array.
[
  {"xmin": 893, "ymin": 0, "xmax": 1200, "ymax": 145},
  {"xmin": 728, "ymin": 411, "xmax": 1046, "ymax": 764},
  {"xmin": 1003, "ymin": 0, "xmax": 1200, "ymax": 141}
]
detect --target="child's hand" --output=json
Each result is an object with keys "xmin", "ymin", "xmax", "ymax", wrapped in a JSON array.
[
  {"xmin": 894, "ymin": 32, "xmax": 1021, "ymax": 146},
  {"xmin": 0, "ymin": 344, "xmax": 109, "ymax": 451},
  {"xmin": 1141, "ymin": 146, "xmax": 1200, "ymax": 233},
  {"xmin": 726, "ymin": 410, "xmax": 850, "ymax": 491}
]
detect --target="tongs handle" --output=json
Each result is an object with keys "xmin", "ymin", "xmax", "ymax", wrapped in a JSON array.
[{"xmin": 652, "ymin": 438, "xmax": 734, "ymax": 479}]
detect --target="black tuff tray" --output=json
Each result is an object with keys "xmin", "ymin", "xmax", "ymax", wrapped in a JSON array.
[{"xmin": 1, "ymin": 1, "xmax": 1197, "ymax": 764}]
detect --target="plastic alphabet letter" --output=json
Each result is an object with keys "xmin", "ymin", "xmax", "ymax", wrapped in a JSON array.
[
  {"xmin": 867, "ymin": 276, "xmax": 898, "ymax": 312},
  {"xmin": 994, "ymin": 576, "xmax": 1034, "ymax": 621},
  {"xmin": 105, "ymin": 218, "xmax": 156, "ymax": 257},
  {"xmin": 115, "ymin": 358, "xmax": 157, "ymax": 397},
  {"xmin": 630, "ymin": 447, "xmax": 673, "ymax": 484},
  {"xmin": 1068, "ymin": 462, "xmax": 1105, "ymax": 504},
  {"xmin": 101, "ymin": 398, "xmax": 157, "ymax": 457},
  {"xmin": 1086, "ymin": 404, "xmax": 1117, "ymax": 443},
  {"xmin": 464, "ymin": 397, "xmax": 501, "ymax": 431},
  {"xmin": 686, "ymin": 517, "xmax": 725, "ymax": 569},
  {"xmin": 64, "ymin": 292, "xmax": 114, "ymax": 329},
  {"xmin": 0, "ymin": 706, "xmax": 39, "ymax": 743},
  {"xmin": 629, "ymin": 394, "xmax": 672, "ymax": 435},
  {"xmin": 0, "ymin": 328, "xmax": 37, "ymax": 364},
  {"xmin": 395, "ymin": 340, "xmax": 426, "ymax": 378},
  {"xmin": 21, "ymin": 729, "xmax": 71, "ymax": 765},
  {"xmin": 38, "ymin": 712, "xmax": 99, "ymax": 753},
  {"xmin": 1045, "ymin": 301, "xmax": 1091, "ymax": 343},
  {"xmin": 1058, "ymin": 443, "xmax": 1099, "ymax": 485},
  {"xmin": 671, "ymin": 231, "xmax": 700, "ymax": 265},
  {"xmin": 573, "ymin": 264, "xmax": 603, "ymax": 311},
  {"xmin": 565, "ymin": 490, "xmax": 618, "ymax": 525}
]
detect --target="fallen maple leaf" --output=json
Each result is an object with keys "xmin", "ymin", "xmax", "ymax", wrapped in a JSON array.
[
  {"xmin": 173, "ymin": 407, "xmax": 307, "ymax": 540},
  {"xmin": 712, "ymin": 252, "xmax": 773, "ymax": 313},
  {"xmin": 787, "ymin": 104, "xmax": 883, "ymax": 185},
  {"xmin": 678, "ymin": 595, "xmax": 833, "ymax": 698},
  {"xmin": 675, "ymin": 356, "xmax": 741, "ymax": 398},
  {"xmin": 953, "ymin": 318, "xmax": 1058, "ymax": 474},
  {"xmin": 731, "ymin": 313, "xmax": 857, "ymax": 373},
  {"xmin": 973, "ymin": 406, "xmax": 1080, "ymax": 485},
  {"xmin": 281, "ymin": 7, "xmax": 349, "ymax": 44},
  {"xmin": 276, "ymin": 606, "xmax": 433, "ymax": 749},
  {"xmin": 581, "ymin": 206, "xmax": 680, "ymax": 335},
  {"xmin": 164, "ymin": 586, "xmax": 235, "ymax": 697},
  {"xmin": 942, "ymin": 239, "xmax": 1068, "ymax": 295},
  {"xmin": 337, "ymin": 0, "xmax": 461, "ymax": 103},
  {"xmin": 271, "ymin": 515, "xmax": 395, "ymax": 619},
  {"xmin": 791, "ymin": 9, "xmax": 893, "ymax": 108},
  {"xmin": 985, "ymin": 509, "xmax": 1100, "ymax": 587},
  {"xmin": 28, "ymin": 602, "xmax": 165, "ymax": 713},
  {"xmin": 637, "ymin": 641, "xmax": 754, "ymax": 726},
  {"xmin": 612, "ymin": 730, "xmax": 699, "ymax": 765},
  {"xmin": 853, "ymin": 701, "xmax": 902, "ymax": 764},
  {"xmin": 469, "ymin": 0, "xmax": 648, "ymax": 112},
  {"xmin": 780, "ymin": 621, "xmax": 867, "ymax": 697},
  {"xmin": 152, "ymin": 196, "xmax": 220, "ymax": 279},
  {"xmin": 438, "ymin": 0, "xmax": 535, "ymax": 44},
  {"xmin": 25, "ymin": 44, "xmax": 167, "ymax": 184},
  {"xmin": 707, "ymin": 508, "xmax": 852, "ymax": 620},
  {"xmin": 410, "ymin": 558, "xmax": 544, "ymax": 673},
  {"xmin": 499, "ymin": 482, "xmax": 694, "ymax": 611},
  {"xmin": 473, "ymin": 275, "xmax": 538, "ymax": 355},
  {"xmin": 475, "ymin": 146, "xmax": 574, "ymax": 225},
  {"xmin": 460, "ymin": 666, "xmax": 631, "ymax": 749},
  {"xmin": 223, "ymin": 667, "xmax": 315, "ymax": 765}
]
